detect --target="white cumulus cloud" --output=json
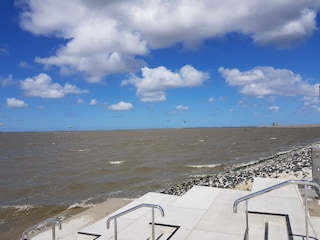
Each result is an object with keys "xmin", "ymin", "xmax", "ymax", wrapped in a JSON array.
[
  {"xmin": 269, "ymin": 105, "xmax": 280, "ymax": 112},
  {"xmin": 176, "ymin": 105, "xmax": 189, "ymax": 111},
  {"xmin": 89, "ymin": 99, "xmax": 98, "ymax": 106},
  {"xmin": 20, "ymin": 73, "xmax": 88, "ymax": 98},
  {"xmin": 7, "ymin": 97, "xmax": 28, "ymax": 108},
  {"xmin": 208, "ymin": 97, "xmax": 215, "ymax": 103},
  {"xmin": 108, "ymin": 101, "xmax": 133, "ymax": 111},
  {"xmin": 219, "ymin": 66, "xmax": 318, "ymax": 98},
  {"xmin": 17, "ymin": 0, "xmax": 320, "ymax": 82},
  {"xmin": 122, "ymin": 65, "xmax": 209, "ymax": 102},
  {"xmin": 302, "ymin": 96, "xmax": 320, "ymax": 112},
  {"xmin": 0, "ymin": 75, "xmax": 15, "ymax": 87}
]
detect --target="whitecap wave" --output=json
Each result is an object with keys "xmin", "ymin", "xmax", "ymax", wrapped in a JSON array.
[
  {"xmin": 70, "ymin": 149, "xmax": 91, "ymax": 152},
  {"xmin": 3, "ymin": 204, "xmax": 34, "ymax": 212},
  {"xmin": 76, "ymin": 149, "xmax": 90, "ymax": 152},
  {"xmin": 276, "ymin": 150, "xmax": 291, "ymax": 155},
  {"xmin": 189, "ymin": 174, "xmax": 208, "ymax": 178},
  {"xmin": 67, "ymin": 202, "xmax": 94, "ymax": 210},
  {"xmin": 109, "ymin": 161, "xmax": 125, "ymax": 165},
  {"xmin": 187, "ymin": 164, "xmax": 221, "ymax": 169}
]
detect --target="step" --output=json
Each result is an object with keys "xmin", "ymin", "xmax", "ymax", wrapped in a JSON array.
[
  {"xmin": 172, "ymin": 186, "xmax": 222, "ymax": 209},
  {"xmin": 27, "ymin": 178, "xmax": 320, "ymax": 240},
  {"xmin": 267, "ymin": 220, "xmax": 289, "ymax": 240},
  {"xmin": 183, "ymin": 187, "xmax": 249, "ymax": 239},
  {"xmin": 31, "ymin": 198, "xmax": 132, "ymax": 240},
  {"xmin": 247, "ymin": 213, "xmax": 288, "ymax": 240},
  {"xmin": 77, "ymin": 192, "xmax": 179, "ymax": 240}
]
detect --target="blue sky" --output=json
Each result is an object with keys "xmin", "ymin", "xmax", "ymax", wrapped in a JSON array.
[{"xmin": 1, "ymin": 0, "xmax": 320, "ymax": 132}]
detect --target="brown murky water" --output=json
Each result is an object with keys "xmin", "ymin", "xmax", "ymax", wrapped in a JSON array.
[{"xmin": 1, "ymin": 127, "xmax": 320, "ymax": 239}]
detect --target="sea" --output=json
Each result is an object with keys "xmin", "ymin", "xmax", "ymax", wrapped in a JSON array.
[{"xmin": 1, "ymin": 126, "xmax": 320, "ymax": 239}]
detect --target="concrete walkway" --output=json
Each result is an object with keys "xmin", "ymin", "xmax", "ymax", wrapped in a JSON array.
[{"xmin": 30, "ymin": 178, "xmax": 320, "ymax": 240}]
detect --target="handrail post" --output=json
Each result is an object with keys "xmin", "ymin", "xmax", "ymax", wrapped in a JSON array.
[
  {"xmin": 152, "ymin": 207, "xmax": 155, "ymax": 240},
  {"xmin": 233, "ymin": 180, "xmax": 320, "ymax": 240},
  {"xmin": 304, "ymin": 185, "xmax": 309, "ymax": 240},
  {"xmin": 21, "ymin": 218, "xmax": 61, "ymax": 240},
  {"xmin": 114, "ymin": 218, "xmax": 118, "ymax": 240},
  {"xmin": 245, "ymin": 200, "xmax": 249, "ymax": 240},
  {"xmin": 47, "ymin": 218, "xmax": 62, "ymax": 240},
  {"xmin": 106, "ymin": 203, "xmax": 165, "ymax": 240},
  {"xmin": 52, "ymin": 224, "xmax": 56, "ymax": 240}
]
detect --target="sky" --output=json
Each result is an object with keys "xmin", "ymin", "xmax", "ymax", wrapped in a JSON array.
[{"xmin": 1, "ymin": 0, "xmax": 320, "ymax": 132}]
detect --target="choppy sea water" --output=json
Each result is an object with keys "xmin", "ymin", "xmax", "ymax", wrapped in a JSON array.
[{"xmin": 1, "ymin": 127, "xmax": 320, "ymax": 239}]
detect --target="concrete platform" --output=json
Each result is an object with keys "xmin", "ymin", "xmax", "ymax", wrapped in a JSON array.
[{"xmin": 28, "ymin": 178, "xmax": 320, "ymax": 240}]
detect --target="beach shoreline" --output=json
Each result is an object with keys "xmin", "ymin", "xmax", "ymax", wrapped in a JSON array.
[
  {"xmin": 160, "ymin": 141, "xmax": 320, "ymax": 195},
  {"xmin": 4, "ymin": 140, "xmax": 320, "ymax": 240}
]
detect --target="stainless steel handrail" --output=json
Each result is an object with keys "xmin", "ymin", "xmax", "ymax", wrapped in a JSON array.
[
  {"xmin": 233, "ymin": 180, "xmax": 320, "ymax": 240},
  {"xmin": 21, "ymin": 218, "xmax": 62, "ymax": 240},
  {"xmin": 106, "ymin": 203, "xmax": 165, "ymax": 240}
]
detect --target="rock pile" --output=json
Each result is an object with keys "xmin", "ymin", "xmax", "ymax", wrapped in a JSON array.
[{"xmin": 161, "ymin": 143, "xmax": 320, "ymax": 196}]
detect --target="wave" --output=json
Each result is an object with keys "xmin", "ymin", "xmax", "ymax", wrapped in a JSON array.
[
  {"xmin": 70, "ymin": 148, "xmax": 91, "ymax": 152},
  {"xmin": 189, "ymin": 174, "xmax": 209, "ymax": 178},
  {"xmin": 67, "ymin": 202, "xmax": 94, "ymax": 210},
  {"xmin": 2, "ymin": 204, "xmax": 35, "ymax": 212},
  {"xmin": 187, "ymin": 164, "xmax": 222, "ymax": 169},
  {"xmin": 276, "ymin": 150, "xmax": 292, "ymax": 155},
  {"xmin": 109, "ymin": 161, "xmax": 125, "ymax": 165}
]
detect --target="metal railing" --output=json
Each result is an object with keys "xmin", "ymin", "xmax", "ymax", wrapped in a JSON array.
[
  {"xmin": 233, "ymin": 180, "xmax": 320, "ymax": 240},
  {"xmin": 106, "ymin": 203, "xmax": 165, "ymax": 240},
  {"xmin": 21, "ymin": 218, "xmax": 62, "ymax": 240}
]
